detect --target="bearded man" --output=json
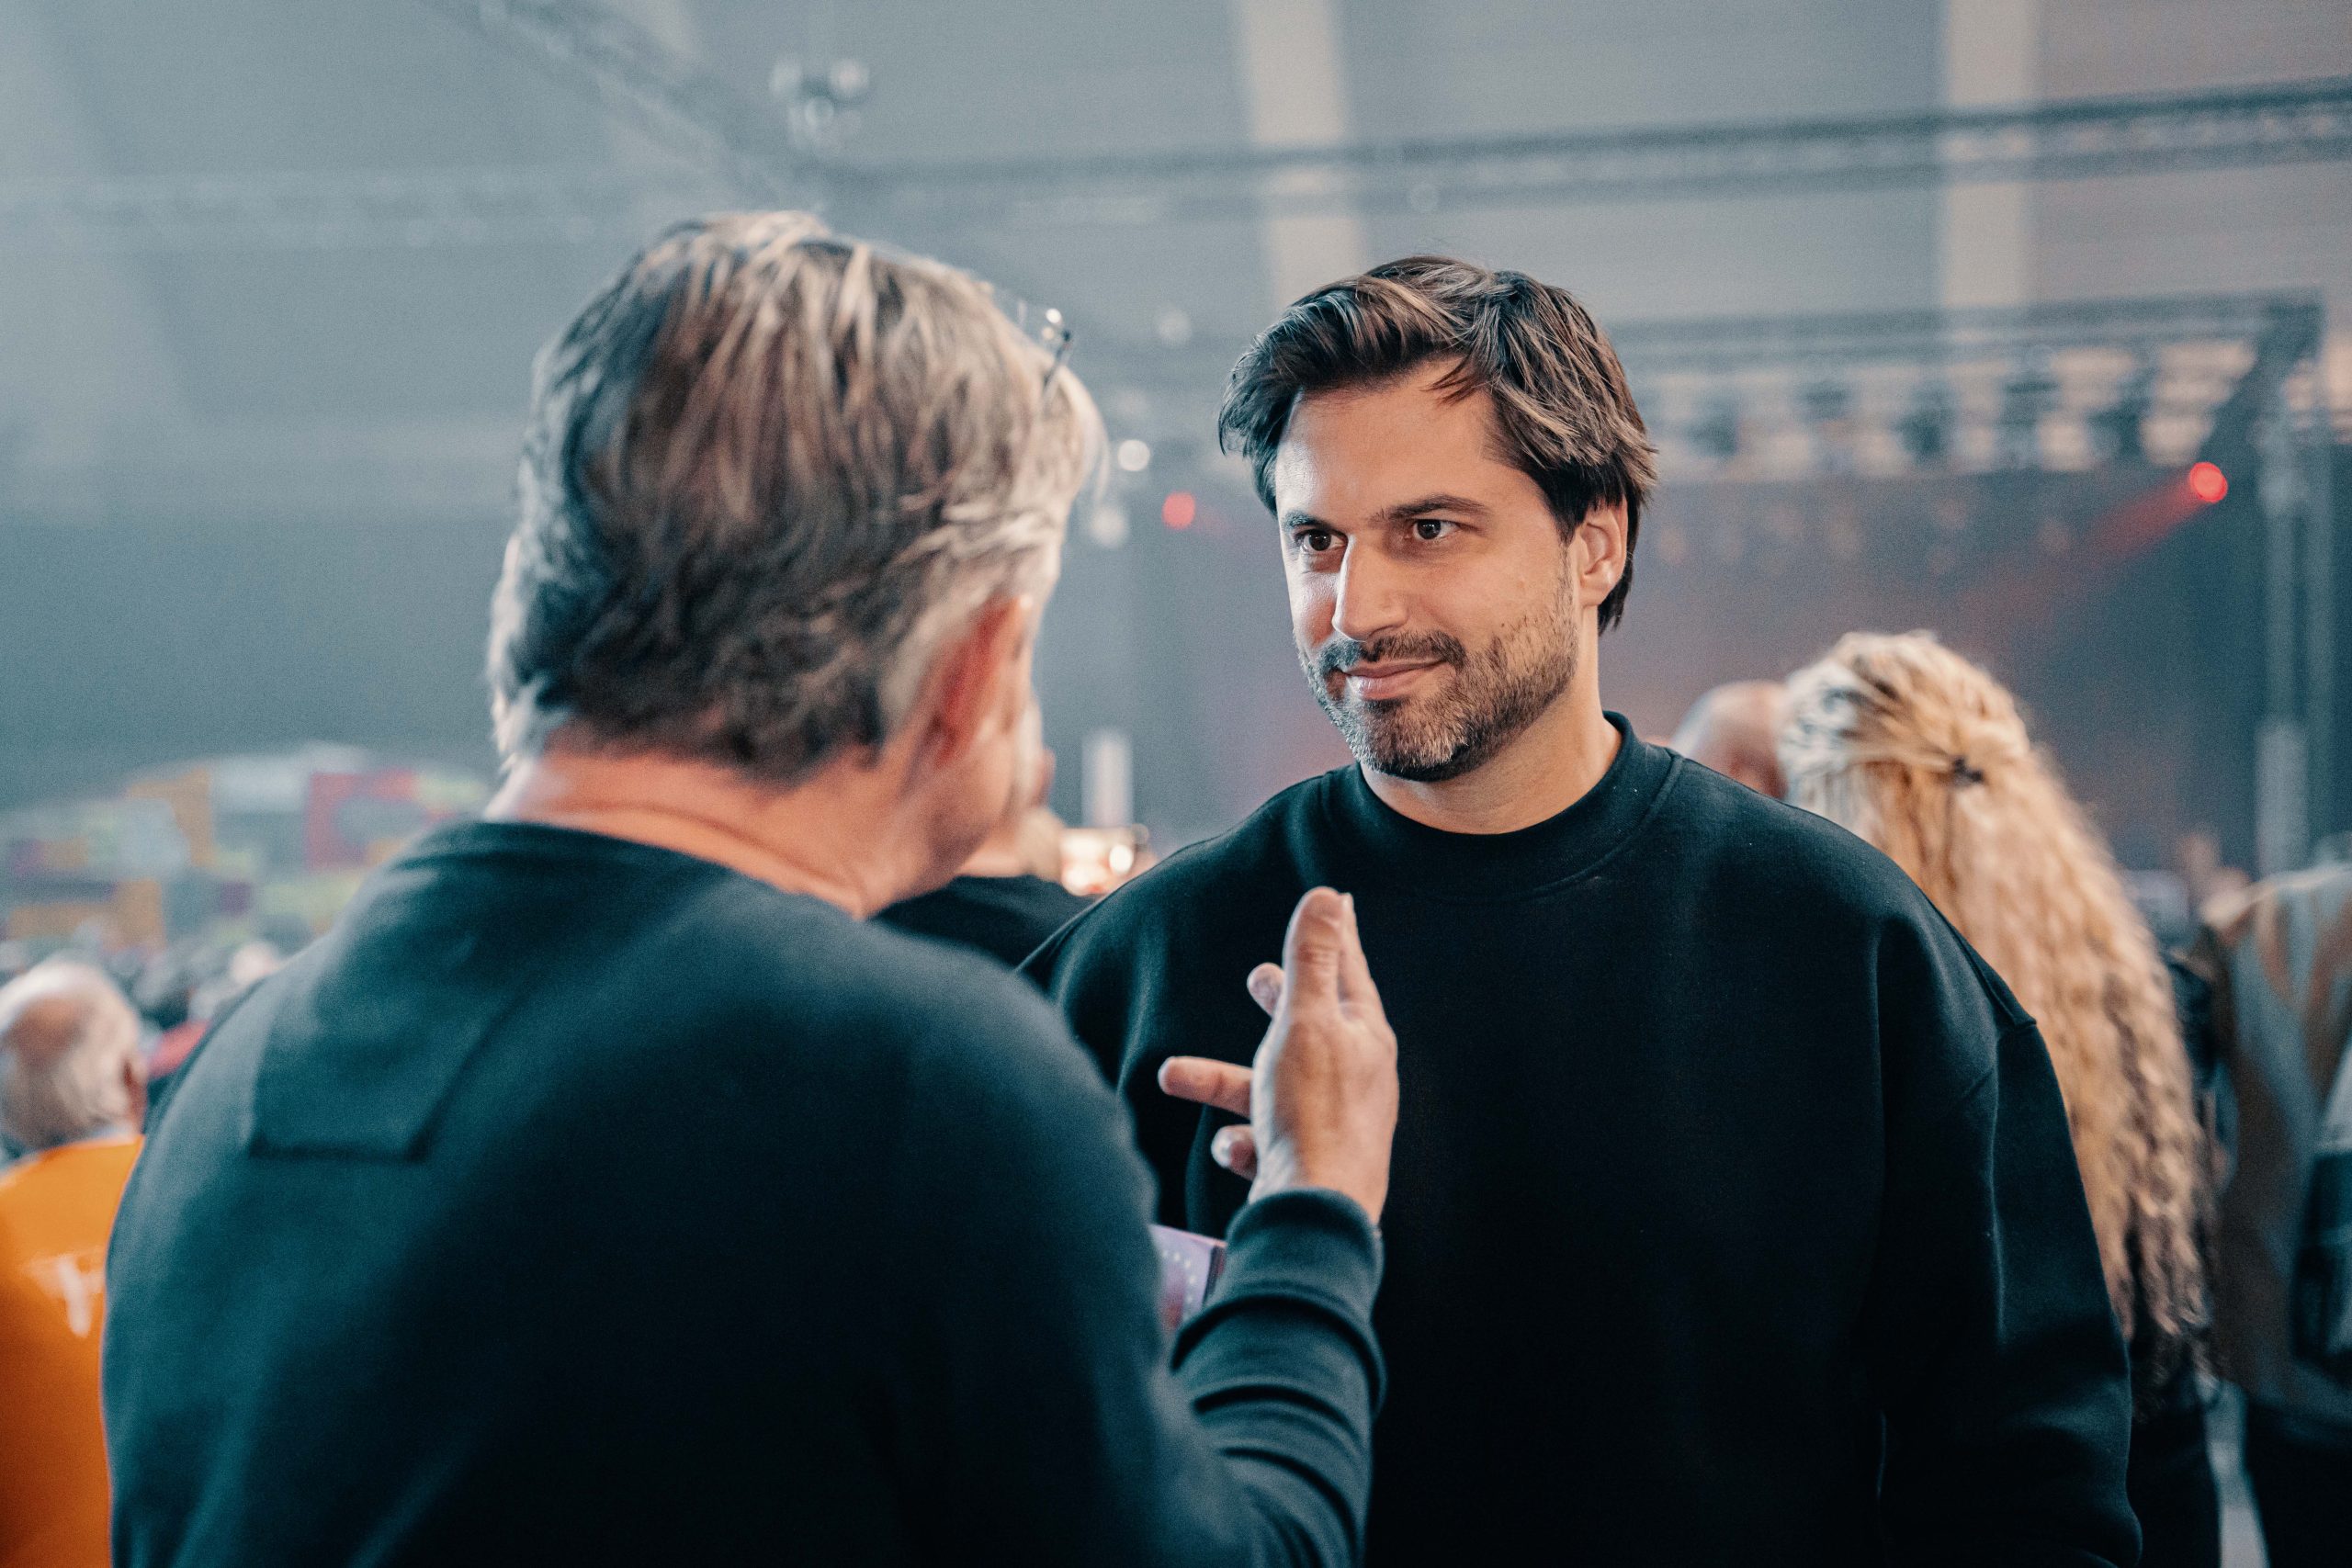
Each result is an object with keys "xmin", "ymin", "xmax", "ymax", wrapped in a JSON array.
[{"xmin": 1025, "ymin": 257, "xmax": 2137, "ymax": 1565}]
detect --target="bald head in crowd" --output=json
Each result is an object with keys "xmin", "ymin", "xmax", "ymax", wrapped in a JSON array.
[
  {"xmin": 0, "ymin": 962, "xmax": 146, "ymax": 1153},
  {"xmin": 1671, "ymin": 681, "xmax": 1790, "ymax": 798}
]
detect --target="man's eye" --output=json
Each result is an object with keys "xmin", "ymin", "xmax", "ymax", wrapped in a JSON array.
[
  {"xmin": 1296, "ymin": 530, "xmax": 1339, "ymax": 554},
  {"xmin": 1411, "ymin": 518, "xmax": 1454, "ymax": 543}
]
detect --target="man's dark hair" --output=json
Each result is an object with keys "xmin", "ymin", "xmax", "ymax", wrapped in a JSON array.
[{"xmin": 1217, "ymin": 255, "xmax": 1657, "ymax": 633}]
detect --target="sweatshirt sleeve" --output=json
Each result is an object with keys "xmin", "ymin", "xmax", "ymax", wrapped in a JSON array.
[
  {"xmin": 901, "ymin": 983, "xmax": 1384, "ymax": 1567},
  {"xmin": 1862, "ymin": 918, "xmax": 2139, "ymax": 1568}
]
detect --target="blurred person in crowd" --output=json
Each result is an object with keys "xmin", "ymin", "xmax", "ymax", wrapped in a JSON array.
[
  {"xmin": 0, "ymin": 961, "xmax": 148, "ymax": 1568},
  {"xmin": 141, "ymin": 939, "xmax": 288, "ymax": 1127},
  {"xmin": 877, "ymin": 700, "xmax": 1091, "ymax": 966},
  {"xmin": 2191, "ymin": 859, "xmax": 2352, "ymax": 1568},
  {"xmin": 1781, "ymin": 631, "xmax": 2219, "ymax": 1568},
  {"xmin": 2177, "ymin": 829, "xmax": 2253, "ymax": 924},
  {"xmin": 1667, "ymin": 678, "xmax": 1788, "ymax": 796},
  {"xmin": 1028, "ymin": 257, "xmax": 2134, "ymax": 1565},
  {"xmin": 103, "ymin": 213, "xmax": 1400, "ymax": 1567}
]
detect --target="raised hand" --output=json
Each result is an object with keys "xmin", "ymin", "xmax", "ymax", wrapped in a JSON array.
[{"xmin": 1158, "ymin": 887, "xmax": 1398, "ymax": 1223}]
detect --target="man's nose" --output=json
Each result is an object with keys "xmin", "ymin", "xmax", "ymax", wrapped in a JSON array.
[{"xmin": 1331, "ymin": 547, "xmax": 1408, "ymax": 646}]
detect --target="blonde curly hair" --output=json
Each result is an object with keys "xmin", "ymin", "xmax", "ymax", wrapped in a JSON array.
[{"xmin": 1781, "ymin": 632, "xmax": 2208, "ymax": 1372}]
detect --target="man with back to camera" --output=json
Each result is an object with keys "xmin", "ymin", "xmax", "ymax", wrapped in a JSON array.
[
  {"xmin": 1025, "ymin": 256, "xmax": 2139, "ymax": 1564},
  {"xmin": 100, "ymin": 212, "xmax": 1405, "ymax": 1566}
]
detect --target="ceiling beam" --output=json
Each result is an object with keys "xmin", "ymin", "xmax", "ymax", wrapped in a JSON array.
[{"xmin": 5, "ymin": 76, "xmax": 2348, "ymax": 251}]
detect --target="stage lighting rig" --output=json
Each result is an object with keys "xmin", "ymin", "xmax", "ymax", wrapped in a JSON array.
[{"xmin": 770, "ymin": 56, "xmax": 872, "ymax": 155}]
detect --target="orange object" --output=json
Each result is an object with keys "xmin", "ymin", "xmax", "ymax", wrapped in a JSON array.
[
  {"xmin": 2187, "ymin": 461, "xmax": 2228, "ymax": 503},
  {"xmin": 0, "ymin": 1135, "xmax": 142, "ymax": 1568}
]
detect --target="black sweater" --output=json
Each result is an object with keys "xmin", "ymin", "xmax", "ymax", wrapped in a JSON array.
[
  {"xmin": 1027, "ymin": 719, "xmax": 2138, "ymax": 1566},
  {"xmin": 103, "ymin": 822, "xmax": 1384, "ymax": 1566}
]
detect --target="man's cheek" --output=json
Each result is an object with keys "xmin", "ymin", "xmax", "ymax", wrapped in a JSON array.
[{"xmin": 1287, "ymin": 580, "xmax": 1336, "ymax": 643}]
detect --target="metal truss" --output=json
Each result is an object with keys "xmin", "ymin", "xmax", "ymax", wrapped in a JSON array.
[
  {"xmin": 5, "ymin": 69, "xmax": 2349, "ymax": 251},
  {"xmin": 1610, "ymin": 292, "xmax": 2323, "ymax": 475},
  {"xmin": 0, "ymin": 165, "xmax": 686, "ymax": 253},
  {"xmin": 840, "ymin": 76, "xmax": 2352, "ymax": 225},
  {"xmin": 1612, "ymin": 291, "xmax": 2324, "ymax": 375},
  {"xmin": 1092, "ymin": 292, "xmax": 2324, "ymax": 405}
]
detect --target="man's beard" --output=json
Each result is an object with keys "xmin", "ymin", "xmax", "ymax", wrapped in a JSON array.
[{"xmin": 1300, "ymin": 599, "xmax": 1580, "ymax": 784}]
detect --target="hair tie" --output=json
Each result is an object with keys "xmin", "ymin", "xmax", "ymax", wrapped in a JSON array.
[{"xmin": 1951, "ymin": 755, "xmax": 1985, "ymax": 787}]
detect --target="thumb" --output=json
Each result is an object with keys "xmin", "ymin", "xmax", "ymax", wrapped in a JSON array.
[{"xmin": 1282, "ymin": 886, "xmax": 1349, "ymax": 1009}]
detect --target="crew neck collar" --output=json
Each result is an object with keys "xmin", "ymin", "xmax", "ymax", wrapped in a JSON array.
[{"xmin": 1319, "ymin": 712, "xmax": 1679, "ymax": 903}]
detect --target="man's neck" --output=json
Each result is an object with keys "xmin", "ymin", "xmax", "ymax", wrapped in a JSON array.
[
  {"xmin": 483, "ymin": 742, "xmax": 936, "ymax": 919},
  {"xmin": 1360, "ymin": 690, "xmax": 1621, "ymax": 836}
]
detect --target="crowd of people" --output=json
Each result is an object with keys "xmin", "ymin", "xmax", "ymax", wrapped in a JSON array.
[{"xmin": 2, "ymin": 212, "xmax": 2348, "ymax": 1566}]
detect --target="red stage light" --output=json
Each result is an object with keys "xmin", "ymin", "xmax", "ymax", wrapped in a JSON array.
[
  {"xmin": 2188, "ymin": 462, "xmax": 2228, "ymax": 504},
  {"xmin": 1161, "ymin": 491, "xmax": 1197, "ymax": 529}
]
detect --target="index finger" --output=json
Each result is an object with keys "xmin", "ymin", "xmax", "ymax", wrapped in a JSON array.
[{"xmin": 1158, "ymin": 1055, "xmax": 1253, "ymax": 1116}]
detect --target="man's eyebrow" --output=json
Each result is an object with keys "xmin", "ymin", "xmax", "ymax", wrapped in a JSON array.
[
  {"xmin": 1374, "ymin": 493, "xmax": 1490, "ymax": 524},
  {"xmin": 1278, "ymin": 495, "xmax": 1491, "ymax": 532}
]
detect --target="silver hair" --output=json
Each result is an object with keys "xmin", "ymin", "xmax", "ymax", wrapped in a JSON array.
[
  {"xmin": 0, "ymin": 960, "xmax": 142, "ymax": 1151},
  {"xmin": 488, "ymin": 211, "xmax": 1102, "ymax": 781}
]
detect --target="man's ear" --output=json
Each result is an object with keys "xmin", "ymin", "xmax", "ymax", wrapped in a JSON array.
[
  {"xmin": 913, "ymin": 595, "xmax": 1033, "ymax": 770},
  {"xmin": 1571, "ymin": 502, "xmax": 1628, "ymax": 613}
]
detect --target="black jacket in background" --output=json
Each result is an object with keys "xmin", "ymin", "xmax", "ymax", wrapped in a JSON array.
[
  {"xmin": 104, "ymin": 822, "xmax": 1385, "ymax": 1566},
  {"xmin": 1027, "ymin": 719, "xmax": 2138, "ymax": 1566},
  {"xmin": 878, "ymin": 872, "xmax": 1091, "ymax": 969}
]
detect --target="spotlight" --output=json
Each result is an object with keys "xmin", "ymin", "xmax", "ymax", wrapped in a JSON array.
[
  {"xmin": 1996, "ymin": 363, "xmax": 2057, "ymax": 469},
  {"xmin": 1160, "ymin": 491, "xmax": 1197, "ymax": 530},
  {"xmin": 2188, "ymin": 461, "xmax": 2228, "ymax": 504},
  {"xmin": 1800, "ymin": 380, "xmax": 1855, "ymax": 473},
  {"xmin": 1799, "ymin": 381, "xmax": 1851, "ymax": 425},
  {"xmin": 1897, "ymin": 384, "xmax": 1953, "ymax": 468},
  {"xmin": 1115, "ymin": 439, "xmax": 1152, "ymax": 472},
  {"xmin": 2090, "ymin": 360, "xmax": 2154, "ymax": 465},
  {"xmin": 1688, "ymin": 400, "xmax": 1739, "ymax": 463}
]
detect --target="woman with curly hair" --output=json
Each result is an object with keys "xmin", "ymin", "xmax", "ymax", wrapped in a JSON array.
[{"xmin": 1781, "ymin": 631, "xmax": 2217, "ymax": 1568}]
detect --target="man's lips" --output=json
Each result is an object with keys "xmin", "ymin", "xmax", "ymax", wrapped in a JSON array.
[{"xmin": 1338, "ymin": 660, "xmax": 1442, "ymax": 700}]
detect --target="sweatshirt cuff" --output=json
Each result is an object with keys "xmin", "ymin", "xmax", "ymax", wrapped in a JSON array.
[
  {"xmin": 1172, "ymin": 1189, "xmax": 1385, "ymax": 1380},
  {"xmin": 1222, "ymin": 1188, "xmax": 1384, "ymax": 1308}
]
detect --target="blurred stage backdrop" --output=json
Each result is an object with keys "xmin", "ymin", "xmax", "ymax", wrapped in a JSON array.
[{"xmin": 5, "ymin": 0, "xmax": 2349, "ymax": 947}]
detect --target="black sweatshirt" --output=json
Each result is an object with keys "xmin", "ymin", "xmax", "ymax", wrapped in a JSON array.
[
  {"xmin": 103, "ymin": 822, "xmax": 1384, "ymax": 1567},
  {"xmin": 1026, "ymin": 718, "xmax": 2139, "ymax": 1566}
]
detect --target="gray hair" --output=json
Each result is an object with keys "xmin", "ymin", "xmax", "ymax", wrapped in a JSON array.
[
  {"xmin": 0, "ymin": 960, "xmax": 142, "ymax": 1151},
  {"xmin": 489, "ymin": 211, "xmax": 1101, "ymax": 781}
]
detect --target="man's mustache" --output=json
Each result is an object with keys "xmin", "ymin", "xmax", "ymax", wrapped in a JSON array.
[{"xmin": 1309, "ymin": 633, "xmax": 1468, "ymax": 682}]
